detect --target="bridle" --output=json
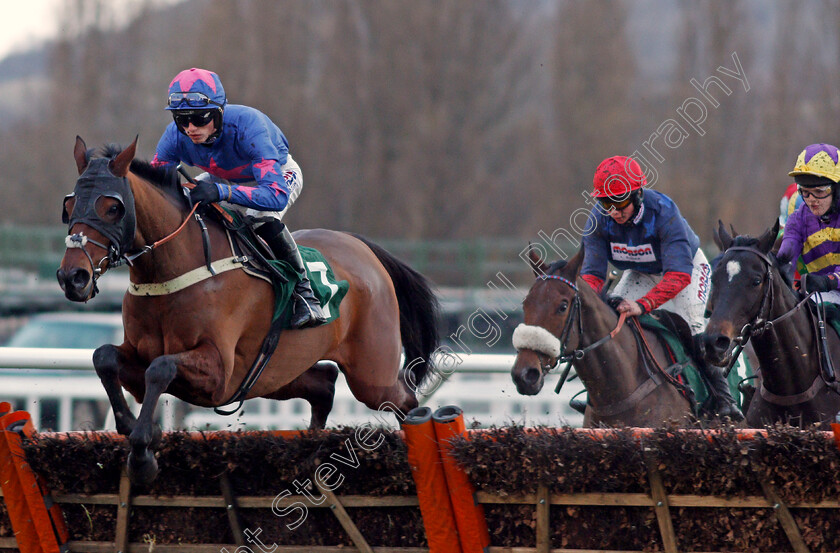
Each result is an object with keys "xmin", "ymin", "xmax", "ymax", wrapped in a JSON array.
[
  {"xmin": 718, "ymin": 246, "xmax": 815, "ymax": 377},
  {"xmin": 516, "ymin": 274, "xmax": 626, "ymax": 390},
  {"xmin": 64, "ymin": 202, "xmax": 200, "ymax": 300},
  {"xmin": 63, "ymin": 231, "xmax": 119, "ymax": 299}
]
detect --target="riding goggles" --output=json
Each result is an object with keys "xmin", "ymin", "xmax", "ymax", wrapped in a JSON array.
[
  {"xmin": 798, "ymin": 185, "xmax": 833, "ymax": 199},
  {"xmin": 598, "ymin": 196, "xmax": 633, "ymax": 210},
  {"xmin": 173, "ymin": 110, "xmax": 214, "ymax": 128},
  {"xmin": 168, "ymin": 91, "xmax": 223, "ymax": 109}
]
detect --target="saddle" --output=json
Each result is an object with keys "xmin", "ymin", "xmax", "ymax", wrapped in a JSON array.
[
  {"xmin": 203, "ymin": 207, "xmax": 348, "ymax": 329},
  {"xmin": 191, "ymin": 204, "xmax": 349, "ymax": 415},
  {"xmin": 638, "ymin": 310, "xmax": 752, "ymax": 416},
  {"xmin": 568, "ymin": 308, "xmax": 702, "ymax": 417}
]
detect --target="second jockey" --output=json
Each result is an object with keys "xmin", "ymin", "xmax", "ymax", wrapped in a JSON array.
[
  {"xmin": 151, "ymin": 68, "xmax": 326, "ymax": 329},
  {"xmin": 581, "ymin": 155, "xmax": 743, "ymax": 421}
]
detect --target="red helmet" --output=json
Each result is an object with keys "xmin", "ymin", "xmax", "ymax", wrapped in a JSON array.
[{"xmin": 592, "ymin": 156, "xmax": 647, "ymax": 198}]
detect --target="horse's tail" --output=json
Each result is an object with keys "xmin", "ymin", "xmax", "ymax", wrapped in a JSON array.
[{"xmin": 349, "ymin": 233, "xmax": 440, "ymax": 387}]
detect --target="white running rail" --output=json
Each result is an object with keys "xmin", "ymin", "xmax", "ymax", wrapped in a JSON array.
[{"xmin": 0, "ymin": 349, "xmax": 585, "ymax": 431}]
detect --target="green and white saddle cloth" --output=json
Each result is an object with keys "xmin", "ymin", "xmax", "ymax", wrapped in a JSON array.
[{"xmin": 267, "ymin": 246, "xmax": 349, "ymax": 328}]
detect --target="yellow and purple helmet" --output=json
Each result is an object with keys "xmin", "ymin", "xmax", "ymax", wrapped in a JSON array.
[{"xmin": 788, "ymin": 143, "xmax": 840, "ymax": 184}]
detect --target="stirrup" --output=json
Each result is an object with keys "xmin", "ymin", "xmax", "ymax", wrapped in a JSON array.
[{"xmin": 290, "ymin": 284, "xmax": 327, "ymax": 329}]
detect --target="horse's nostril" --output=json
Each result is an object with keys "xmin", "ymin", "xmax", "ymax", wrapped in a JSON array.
[
  {"xmin": 522, "ymin": 367, "xmax": 541, "ymax": 385},
  {"xmin": 69, "ymin": 268, "xmax": 91, "ymax": 290},
  {"xmin": 56, "ymin": 269, "xmax": 67, "ymax": 291},
  {"xmin": 713, "ymin": 335, "xmax": 731, "ymax": 353}
]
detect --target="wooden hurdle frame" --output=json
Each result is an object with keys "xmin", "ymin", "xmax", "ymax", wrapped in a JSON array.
[{"xmin": 3, "ymin": 402, "xmax": 840, "ymax": 553}]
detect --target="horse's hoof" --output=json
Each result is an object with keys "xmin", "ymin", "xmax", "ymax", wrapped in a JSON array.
[
  {"xmin": 127, "ymin": 451, "xmax": 159, "ymax": 486},
  {"xmin": 115, "ymin": 415, "xmax": 136, "ymax": 437}
]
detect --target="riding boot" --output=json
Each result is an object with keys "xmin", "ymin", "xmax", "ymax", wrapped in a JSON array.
[
  {"xmin": 699, "ymin": 361, "xmax": 744, "ymax": 422},
  {"xmin": 256, "ymin": 220, "xmax": 328, "ymax": 329}
]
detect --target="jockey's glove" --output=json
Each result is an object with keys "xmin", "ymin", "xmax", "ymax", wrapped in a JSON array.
[
  {"xmin": 802, "ymin": 273, "xmax": 839, "ymax": 294},
  {"xmin": 190, "ymin": 181, "xmax": 221, "ymax": 204}
]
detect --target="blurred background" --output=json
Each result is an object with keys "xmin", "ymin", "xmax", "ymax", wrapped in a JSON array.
[
  {"xmin": 0, "ymin": 0, "xmax": 793, "ymax": 429},
  {"xmin": 4, "ymin": 1, "xmax": 839, "ymax": 250}
]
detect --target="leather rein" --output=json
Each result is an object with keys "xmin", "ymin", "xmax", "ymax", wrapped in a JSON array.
[
  {"xmin": 720, "ymin": 246, "xmax": 839, "ymax": 404},
  {"xmin": 533, "ymin": 275, "xmax": 686, "ymax": 416}
]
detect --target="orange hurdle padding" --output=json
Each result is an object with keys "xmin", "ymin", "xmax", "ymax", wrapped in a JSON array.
[
  {"xmin": 433, "ymin": 406, "xmax": 490, "ymax": 553},
  {"xmin": 401, "ymin": 406, "xmax": 462, "ymax": 553},
  {"xmin": 0, "ymin": 410, "xmax": 69, "ymax": 553}
]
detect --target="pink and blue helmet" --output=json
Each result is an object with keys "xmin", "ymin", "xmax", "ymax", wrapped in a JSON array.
[
  {"xmin": 165, "ymin": 68, "xmax": 227, "ymax": 111},
  {"xmin": 165, "ymin": 68, "xmax": 226, "ymax": 141}
]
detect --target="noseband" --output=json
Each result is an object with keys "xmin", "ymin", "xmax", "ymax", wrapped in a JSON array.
[
  {"xmin": 63, "ymin": 231, "xmax": 118, "ymax": 299},
  {"xmin": 720, "ymin": 246, "xmax": 815, "ymax": 376},
  {"xmin": 513, "ymin": 274, "xmax": 627, "ymax": 384},
  {"xmin": 725, "ymin": 246, "xmax": 776, "ymax": 345}
]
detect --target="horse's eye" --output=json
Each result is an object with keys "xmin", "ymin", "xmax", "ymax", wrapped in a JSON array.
[
  {"xmin": 752, "ymin": 277, "xmax": 762, "ymax": 286},
  {"xmin": 556, "ymin": 301, "xmax": 569, "ymax": 314}
]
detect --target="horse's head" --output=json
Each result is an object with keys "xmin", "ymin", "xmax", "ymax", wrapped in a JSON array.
[
  {"xmin": 703, "ymin": 219, "xmax": 781, "ymax": 366},
  {"xmin": 57, "ymin": 136, "xmax": 138, "ymax": 301},
  {"xmin": 511, "ymin": 245, "xmax": 585, "ymax": 395}
]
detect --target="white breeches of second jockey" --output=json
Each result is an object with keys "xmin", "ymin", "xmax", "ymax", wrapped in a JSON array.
[
  {"xmin": 198, "ymin": 154, "xmax": 303, "ymax": 224},
  {"xmin": 611, "ymin": 249, "xmax": 712, "ymax": 335}
]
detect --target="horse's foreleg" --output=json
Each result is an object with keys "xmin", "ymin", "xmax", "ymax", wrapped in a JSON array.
[
  {"xmin": 93, "ymin": 344, "xmax": 138, "ymax": 436},
  {"xmin": 127, "ymin": 353, "xmax": 178, "ymax": 486},
  {"xmin": 126, "ymin": 344, "xmax": 224, "ymax": 485},
  {"xmin": 265, "ymin": 362, "xmax": 339, "ymax": 429}
]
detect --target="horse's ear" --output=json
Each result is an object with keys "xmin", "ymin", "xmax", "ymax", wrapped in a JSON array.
[
  {"xmin": 74, "ymin": 136, "xmax": 88, "ymax": 175},
  {"xmin": 567, "ymin": 244, "xmax": 585, "ymax": 278},
  {"xmin": 757, "ymin": 219, "xmax": 780, "ymax": 254},
  {"xmin": 715, "ymin": 220, "xmax": 733, "ymax": 251},
  {"xmin": 526, "ymin": 243, "xmax": 548, "ymax": 277},
  {"xmin": 110, "ymin": 135, "xmax": 138, "ymax": 177}
]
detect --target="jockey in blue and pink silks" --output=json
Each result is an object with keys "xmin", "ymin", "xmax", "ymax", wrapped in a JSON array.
[
  {"xmin": 580, "ymin": 155, "xmax": 743, "ymax": 421},
  {"xmin": 151, "ymin": 68, "xmax": 326, "ymax": 329}
]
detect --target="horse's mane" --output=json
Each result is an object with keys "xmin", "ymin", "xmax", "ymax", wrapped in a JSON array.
[
  {"xmin": 545, "ymin": 257, "xmax": 614, "ymax": 304},
  {"xmin": 89, "ymin": 144, "xmax": 186, "ymax": 207},
  {"xmin": 729, "ymin": 235, "xmax": 795, "ymax": 289}
]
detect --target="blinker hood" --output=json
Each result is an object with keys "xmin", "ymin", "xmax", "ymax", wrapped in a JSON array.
[{"xmin": 64, "ymin": 157, "xmax": 136, "ymax": 257}]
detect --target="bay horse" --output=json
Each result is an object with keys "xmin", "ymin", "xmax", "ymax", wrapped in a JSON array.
[
  {"xmin": 703, "ymin": 220, "xmax": 840, "ymax": 428},
  {"xmin": 57, "ymin": 137, "xmax": 439, "ymax": 484},
  {"xmin": 511, "ymin": 246, "xmax": 695, "ymax": 427}
]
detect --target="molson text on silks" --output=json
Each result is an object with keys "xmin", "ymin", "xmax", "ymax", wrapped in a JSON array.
[{"xmin": 610, "ymin": 242, "xmax": 656, "ymax": 263}]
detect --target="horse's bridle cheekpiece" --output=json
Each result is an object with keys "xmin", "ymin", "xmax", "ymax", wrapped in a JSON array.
[
  {"xmin": 63, "ymin": 157, "xmax": 137, "ymax": 297},
  {"xmin": 513, "ymin": 273, "xmax": 628, "ymax": 394}
]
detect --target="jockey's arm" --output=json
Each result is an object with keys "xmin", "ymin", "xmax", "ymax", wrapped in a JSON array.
[
  {"xmin": 221, "ymin": 171, "xmax": 290, "ymax": 211},
  {"xmin": 581, "ymin": 274, "xmax": 604, "ymax": 292},
  {"xmin": 775, "ymin": 232, "xmax": 803, "ymax": 266},
  {"xmin": 635, "ymin": 271, "xmax": 691, "ymax": 313},
  {"xmin": 220, "ymin": 126, "xmax": 292, "ymax": 211}
]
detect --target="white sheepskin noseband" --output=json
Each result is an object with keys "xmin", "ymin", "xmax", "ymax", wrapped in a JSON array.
[{"xmin": 512, "ymin": 324, "xmax": 562, "ymax": 358}]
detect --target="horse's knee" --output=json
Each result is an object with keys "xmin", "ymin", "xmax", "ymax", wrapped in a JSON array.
[
  {"xmin": 93, "ymin": 344, "xmax": 121, "ymax": 379},
  {"xmin": 146, "ymin": 357, "xmax": 178, "ymax": 391}
]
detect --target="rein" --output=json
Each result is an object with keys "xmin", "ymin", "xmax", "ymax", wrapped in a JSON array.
[
  {"xmin": 537, "ymin": 275, "xmax": 628, "ymax": 366},
  {"xmin": 720, "ymin": 246, "xmax": 816, "ymax": 378},
  {"xmin": 719, "ymin": 245, "xmax": 840, "ymax": 406},
  {"xmin": 123, "ymin": 202, "xmax": 200, "ymax": 265}
]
